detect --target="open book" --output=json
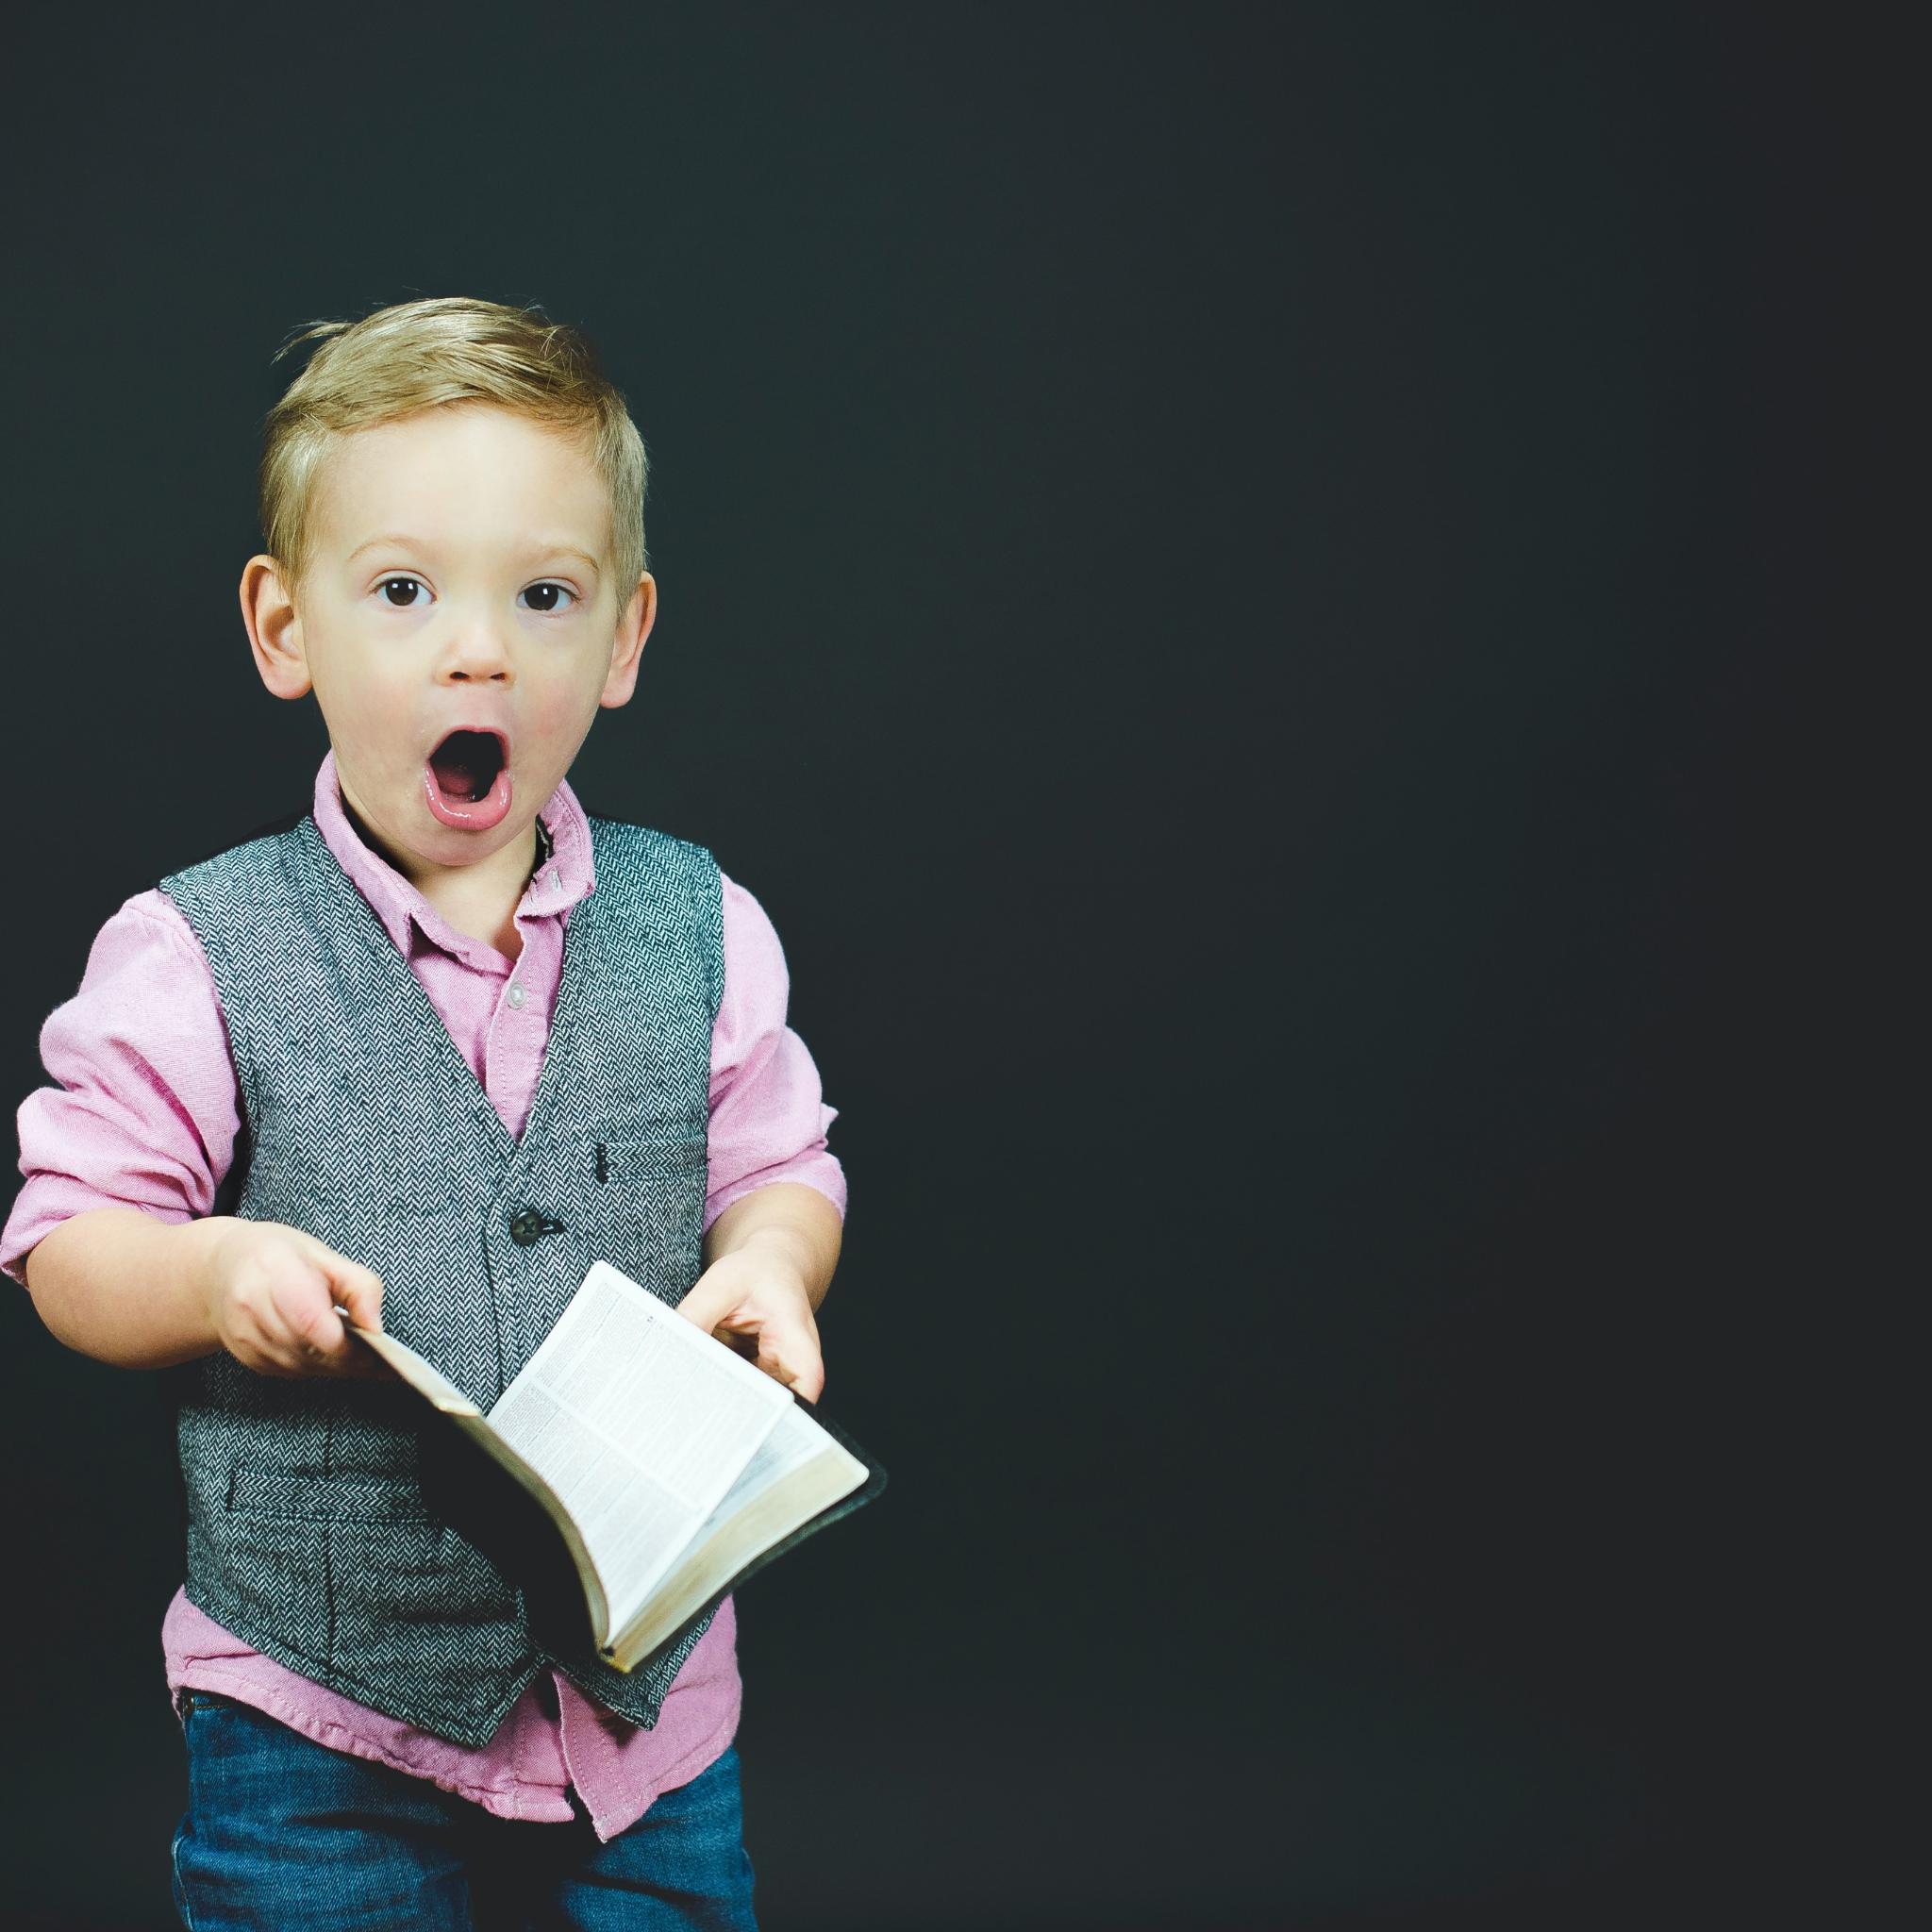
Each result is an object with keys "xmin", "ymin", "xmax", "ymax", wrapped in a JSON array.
[{"xmin": 349, "ymin": 1260, "xmax": 883, "ymax": 1672}]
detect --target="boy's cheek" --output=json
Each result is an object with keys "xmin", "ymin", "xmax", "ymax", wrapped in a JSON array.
[
  {"xmin": 309, "ymin": 668, "xmax": 403, "ymax": 760},
  {"xmin": 522, "ymin": 681, "xmax": 605, "ymax": 772}
]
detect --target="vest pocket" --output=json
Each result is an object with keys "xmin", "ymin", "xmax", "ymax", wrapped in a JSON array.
[
  {"xmin": 569, "ymin": 1132, "xmax": 708, "ymax": 1299},
  {"xmin": 226, "ymin": 1468, "xmax": 437, "ymax": 1523},
  {"xmin": 594, "ymin": 1132, "xmax": 707, "ymax": 1180},
  {"xmin": 216, "ymin": 1474, "xmax": 530, "ymax": 1701}
]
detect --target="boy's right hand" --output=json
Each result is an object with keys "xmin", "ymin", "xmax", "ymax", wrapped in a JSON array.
[{"xmin": 195, "ymin": 1218, "xmax": 391, "ymax": 1379}]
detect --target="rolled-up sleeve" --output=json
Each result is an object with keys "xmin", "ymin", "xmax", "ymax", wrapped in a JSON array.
[
  {"xmin": 3, "ymin": 892, "xmax": 241, "ymax": 1289},
  {"xmin": 704, "ymin": 874, "xmax": 846, "ymax": 1234}
]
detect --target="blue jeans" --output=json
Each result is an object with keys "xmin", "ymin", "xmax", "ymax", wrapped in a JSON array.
[{"xmin": 169, "ymin": 1689, "xmax": 758, "ymax": 1930}]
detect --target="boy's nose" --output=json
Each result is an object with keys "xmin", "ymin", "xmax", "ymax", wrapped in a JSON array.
[{"xmin": 439, "ymin": 621, "xmax": 514, "ymax": 681}]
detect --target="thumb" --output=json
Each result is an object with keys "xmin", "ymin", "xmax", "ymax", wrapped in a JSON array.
[
  {"xmin": 762, "ymin": 1320, "xmax": 825, "ymax": 1405},
  {"xmin": 675, "ymin": 1269, "xmax": 737, "ymax": 1335},
  {"xmin": 295, "ymin": 1231, "xmax": 384, "ymax": 1332},
  {"xmin": 337, "ymin": 1265, "xmax": 385, "ymax": 1333}
]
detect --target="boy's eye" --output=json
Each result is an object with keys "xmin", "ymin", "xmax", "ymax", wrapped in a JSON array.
[{"xmin": 374, "ymin": 577, "xmax": 576, "ymax": 612}]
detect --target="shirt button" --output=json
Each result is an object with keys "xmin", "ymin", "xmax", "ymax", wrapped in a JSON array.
[{"xmin": 508, "ymin": 982, "xmax": 527, "ymax": 1009}]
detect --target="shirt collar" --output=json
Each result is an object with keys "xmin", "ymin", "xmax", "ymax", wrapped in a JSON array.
[{"xmin": 312, "ymin": 747, "xmax": 597, "ymax": 961}]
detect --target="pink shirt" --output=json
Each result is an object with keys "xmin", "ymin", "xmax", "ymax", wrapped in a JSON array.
[{"xmin": 2, "ymin": 749, "xmax": 846, "ymax": 1840}]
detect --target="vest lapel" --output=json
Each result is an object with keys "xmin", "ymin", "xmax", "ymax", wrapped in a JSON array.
[{"xmin": 299, "ymin": 812, "xmax": 599, "ymax": 1161}]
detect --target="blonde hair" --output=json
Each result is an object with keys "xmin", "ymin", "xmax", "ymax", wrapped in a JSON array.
[{"xmin": 259, "ymin": 295, "xmax": 647, "ymax": 606}]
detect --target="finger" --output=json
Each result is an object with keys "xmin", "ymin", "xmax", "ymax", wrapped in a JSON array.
[
  {"xmin": 291, "ymin": 1300, "xmax": 353, "ymax": 1371},
  {"xmin": 309, "ymin": 1309, "xmax": 398, "ymax": 1378},
  {"xmin": 675, "ymin": 1272, "xmax": 738, "ymax": 1333},
  {"xmin": 330, "ymin": 1336, "xmax": 399, "ymax": 1380},
  {"xmin": 335, "ymin": 1264, "xmax": 385, "ymax": 1333},
  {"xmin": 275, "ymin": 1274, "xmax": 359, "ymax": 1374},
  {"xmin": 237, "ymin": 1313, "xmax": 308, "ymax": 1375},
  {"xmin": 756, "ymin": 1321, "xmax": 825, "ymax": 1405},
  {"xmin": 273, "ymin": 1237, "xmax": 385, "ymax": 1374},
  {"xmin": 703, "ymin": 1307, "xmax": 784, "ymax": 1373},
  {"xmin": 224, "ymin": 1306, "xmax": 294, "ymax": 1376},
  {"xmin": 288, "ymin": 1230, "xmax": 385, "ymax": 1334},
  {"xmin": 701, "ymin": 1315, "xmax": 757, "ymax": 1357},
  {"xmin": 224, "ymin": 1262, "xmax": 324, "ymax": 1377},
  {"xmin": 236, "ymin": 1284, "xmax": 309, "ymax": 1375}
]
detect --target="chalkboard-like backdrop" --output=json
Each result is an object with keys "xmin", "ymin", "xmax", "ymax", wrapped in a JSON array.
[{"xmin": 0, "ymin": 6, "xmax": 1894, "ymax": 1926}]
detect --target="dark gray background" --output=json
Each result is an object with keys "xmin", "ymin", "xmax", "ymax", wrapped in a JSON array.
[{"xmin": 0, "ymin": 5, "xmax": 1897, "ymax": 1927}]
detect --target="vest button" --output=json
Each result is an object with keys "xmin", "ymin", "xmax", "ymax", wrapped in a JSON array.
[{"xmin": 508, "ymin": 1210, "xmax": 542, "ymax": 1246}]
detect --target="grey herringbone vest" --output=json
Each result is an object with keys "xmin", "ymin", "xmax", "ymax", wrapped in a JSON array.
[{"xmin": 158, "ymin": 808, "xmax": 724, "ymax": 1747}]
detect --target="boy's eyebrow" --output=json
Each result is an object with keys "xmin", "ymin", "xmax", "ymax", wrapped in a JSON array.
[{"xmin": 344, "ymin": 535, "xmax": 602, "ymax": 575}]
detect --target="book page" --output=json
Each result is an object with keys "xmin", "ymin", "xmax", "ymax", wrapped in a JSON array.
[
  {"xmin": 344, "ymin": 1317, "xmax": 612, "ymax": 1640},
  {"xmin": 608, "ymin": 1401, "xmax": 869, "ymax": 1668},
  {"xmin": 695, "ymin": 1399, "xmax": 837, "ymax": 1532},
  {"xmin": 486, "ymin": 1262, "xmax": 794, "ymax": 1622}
]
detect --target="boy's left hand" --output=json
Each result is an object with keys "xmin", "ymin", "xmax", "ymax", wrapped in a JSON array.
[{"xmin": 676, "ymin": 1250, "xmax": 824, "ymax": 1403}]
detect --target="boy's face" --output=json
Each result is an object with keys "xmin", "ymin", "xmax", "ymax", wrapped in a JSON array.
[{"xmin": 242, "ymin": 403, "xmax": 653, "ymax": 890}]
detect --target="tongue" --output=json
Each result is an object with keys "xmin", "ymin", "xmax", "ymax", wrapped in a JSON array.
[
  {"xmin": 432, "ymin": 750, "xmax": 480, "ymax": 800},
  {"xmin": 430, "ymin": 732, "xmax": 495, "ymax": 802}
]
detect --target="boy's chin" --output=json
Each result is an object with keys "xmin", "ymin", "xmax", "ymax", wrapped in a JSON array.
[{"xmin": 408, "ymin": 821, "xmax": 534, "ymax": 880}]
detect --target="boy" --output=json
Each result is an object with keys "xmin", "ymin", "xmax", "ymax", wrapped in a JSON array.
[{"xmin": 3, "ymin": 295, "xmax": 845, "ymax": 1929}]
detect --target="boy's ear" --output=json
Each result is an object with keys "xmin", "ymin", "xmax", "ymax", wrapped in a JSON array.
[
  {"xmin": 600, "ymin": 573, "xmax": 657, "ymax": 708},
  {"xmin": 241, "ymin": 555, "xmax": 312, "ymax": 700}
]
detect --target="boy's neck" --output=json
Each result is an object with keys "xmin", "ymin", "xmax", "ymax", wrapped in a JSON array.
[{"xmin": 337, "ymin": 792, "xmax": 546, "ymax": 959}]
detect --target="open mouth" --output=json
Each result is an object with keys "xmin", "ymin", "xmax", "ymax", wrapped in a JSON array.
[
  {"xmin": 428, "ymin": 728, "xmax": 505, "ymax": 805},
  {"xmin": 424, "ymin": 726, "xmax": 514, "ymax": 830}
]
